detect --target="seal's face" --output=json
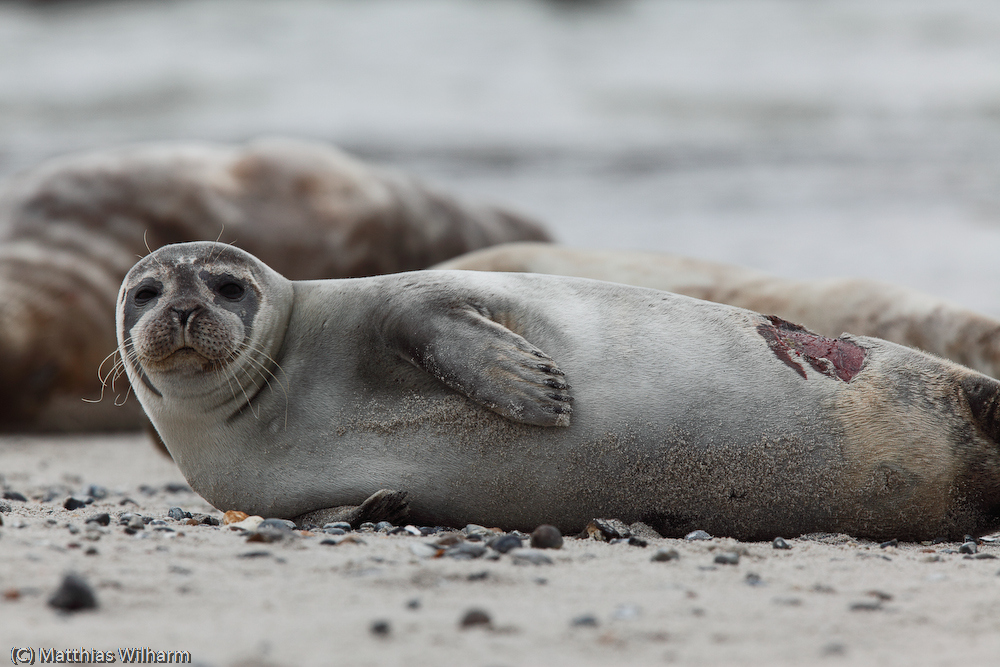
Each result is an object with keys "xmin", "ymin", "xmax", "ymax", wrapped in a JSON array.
[
  {"xmin": 116, "ymin": 242, "xmax": 290, "ymax": 404},
  {"xmin": 122, "ymin": 262, "xmax": 257, "ymax": 375}
]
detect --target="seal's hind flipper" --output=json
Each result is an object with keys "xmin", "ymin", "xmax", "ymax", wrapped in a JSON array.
[
  {"xmin": 385, "ymin": 302, "xmax": 573, "ymax": 427},
  {"xmin": 293, "ymin": 489, "xmax": 410, "ymax": 529}
]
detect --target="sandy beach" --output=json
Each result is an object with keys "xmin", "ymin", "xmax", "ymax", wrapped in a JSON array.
[{"xmin": 1, "ymin": 434, "xmax": 998, "ymax": 667}]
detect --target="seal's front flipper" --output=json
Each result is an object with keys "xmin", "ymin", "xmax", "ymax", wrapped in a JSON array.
[
  {"xmin": 293, "ymin": 489, "xmax": 410, "ymax": 528},
  {"xmin": 386, "ymin": 302, "xmax": 573, "ymax": 427}
]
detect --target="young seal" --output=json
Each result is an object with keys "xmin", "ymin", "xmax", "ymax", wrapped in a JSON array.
[
  {"xmin": 117, "ymin": 241, "xmax": 1000, "ymax": 541},
  {"xmin": 0, "ymin": 139, "xmax": 548, "ymax": 432},
  {"xmin": 437, "ymin": 242, "xmax": 1000, "ymax": 379}
]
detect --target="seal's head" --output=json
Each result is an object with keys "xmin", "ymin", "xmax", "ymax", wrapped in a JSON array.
[{"xmin": 116, "ymin": 242, "xmax": 293, "ymax": 408}]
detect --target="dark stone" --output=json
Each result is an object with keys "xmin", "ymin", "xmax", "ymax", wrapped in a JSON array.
[
  {"xmin": 138, "ymin": 485, "xmax": 158, "ymax": 496},
  {"xmin": 531, "ymin": 525, "xmax": 564, "ymax": 549},
  {"xmin": 86, "ymin": 485, "xmax": 109, "ymax": 500},
  {"xmin": 714, "ymin": 552, "xmax": 740, "ymax": 565},
  {"xmin": 772, "ymin": 537, "xmax": 791, "ymax": 550},
  {"xmin": 445, "ymin": 543, "xmax": 488, "ymax": 560},
  {"xmin": 585, "ymin": 519, "xmax": 630, "ymax": 541},
  {"xmin": 167, "ymin": 507, "xmax": 191, "ymax": 521},
  {"xmin": 3, "ymin": 491, "xmax": 27, "ymax": 502},
  {"xmin": 651, "ymin": 548, "xmax": 679, "ymax": 562},
  {"xmin": 119, "ymin": 498, "xmax": 138, "ymax": 506},
  {"xmin": 849, "ymin": 600, "xmax": 882, "ymax": 611},
  {"xmin": 237, "ymin": 551, "xmax": 272, "ymax": 559},
  {"xmin": 627, "ymin": 536, "xmax": 648, "ymax": 548},
  {"xmin": 745, "ymin": 573, "xmax": 765, "ymax": 586},
  {"xmin": 685, "ymin": 530, "xmax": 712, "ymax": 541},
  {"xmin": 47, "ymin": 573, "xmax": 97, "ymax": 612},
  {"xmin": 467, "ymin": 571, "xmax": 489, "ymax": 581},
  {"xmin": 973, "ymin": 553, "xmax": 997, "ymax": 560},
  {"xmin": 370, "ymin": 620, "xmax": 391, "ymax": 637},
  {"xmin": 959, "ymin": 542, "xmax": 978, "ymax": 555},
  {"xmin": 86, "ymin": 513, "xmax": 110, "ymax": 527},
  {"xmin": 163, "ymin": 483, "xmax": 192, "ymax": 494},
  {"xmin": 323, "ymin": 528, "xmax": 347, "ymax": 536},
  {"xmin": 879, "ymin": 539, "xmax": 898, "ymax": 549},
  {"xmin": 488, "ymin": 534, "xmax": 523, "ymax": 554},
  {"xmin": 405, "ymin": 598, "xmax": 421, "ymax": 610},
  {"xmin": 375, "ymin": 521, "xmax": 394, "ymax": 533},
  {"xmin": 324, "ymin": 521, "xmax": 352, "ymax": 531},
  {"xmin": 571, "ymin": 614, "xmax": 599, "ymax": 627},
  {"xmin": 189, "ymin": 513, "xmax": 220, "ymax": 526},
  {"xmin": 459, "ymin": 608, "xmax": 492, "ymax": 629}
]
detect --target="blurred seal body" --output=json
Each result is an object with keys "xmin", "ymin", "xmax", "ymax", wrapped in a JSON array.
[
  {"xmin": 118, "ymin": 242, "xmax": 1000, "ymax": 541},
  {"xmin": 438, "ymin": 243, "xmax": 1000, "ymax": 379},
  {"xmin": 0, "ymin": 139, "xmax": 547, "ymax": 431}
]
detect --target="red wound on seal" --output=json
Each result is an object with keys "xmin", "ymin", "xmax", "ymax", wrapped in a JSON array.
[{"xmin": 757, "ymin": 316, "xmax": 865, "ymax": 382}]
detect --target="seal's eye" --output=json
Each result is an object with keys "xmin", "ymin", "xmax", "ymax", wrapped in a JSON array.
[
  {"xmin": 134, "ymin": 287, "xmax": 159, "ymax": 306},
  {"xmin": 216, "ymin": 282, "xmax": 245, "ymax": 300}
]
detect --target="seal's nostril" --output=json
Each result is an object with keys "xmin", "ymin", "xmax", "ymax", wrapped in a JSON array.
[{"xmin": 172, "ymin": 306, "xmax": 199, "ymax": 326}]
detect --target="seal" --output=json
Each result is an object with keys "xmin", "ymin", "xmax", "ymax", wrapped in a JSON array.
[
  {"xmin": 0, "ymin": 139, "xmax": 548, "ymax": 431},
  {"xmin": 437, "ymin": 243, "xmax": 1000, "ymax": 379},
  {"xmin": 117, "ymin": 242, "xmax": 1000, "ymax": 541}
]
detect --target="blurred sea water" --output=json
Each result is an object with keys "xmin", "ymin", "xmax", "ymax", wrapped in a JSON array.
[{"xmin": 2, "ymin": 0, "xmax": 1000, "ymax": 312}]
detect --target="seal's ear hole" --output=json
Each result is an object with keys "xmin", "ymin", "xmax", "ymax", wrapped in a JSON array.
[
  {"xmin": 134, "ymin": 287, "xmax": 159, "ymax": 306},
  {"xmin": 216, "ymin": 282, "xmax": 245, "ymax": 300},
  {"xmin": 960, "ymin": 375, "xmax": 1000, "ymax": 444}
]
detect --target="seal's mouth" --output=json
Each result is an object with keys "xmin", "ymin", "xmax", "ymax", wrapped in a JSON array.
[{"xmin": 148, "ymin": 346, "xmax": 217, "ymax": 373}]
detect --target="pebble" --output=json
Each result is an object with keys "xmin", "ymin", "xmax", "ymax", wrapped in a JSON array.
[
  {"xmin": 879, "ymin": 539, "xmax": 899, "ymax": 549},
  {"xmin": 163, "ymin": 483, "xmax": 192, "ymax": 493},
  {"xmin": 63, "ymin": 497, "xmax": 87, "ymax": 511},
  {"xmin": 48, "ymin": 573, "xmax": 97, "ymax": 612},
  {"xmin": 187, "ymin": 513, "xmax": 220, "ymax": 526},
  {"xmin": 627, "ymin": 536, "xmax": 648, "ymax": 548},
  {"xmin": 248, "ymin": 521, "xmax": 293, "ymax": 543},
  {"xmin": 323, "ymin": 522, "xmax": 352, "ymax": 532},
  {"xmin": 459, "ymin": 608, "xmax": 492, "ymax": 629},
  {"xmin": 849, "ymin": 600, "xmax": 883, "ymax": 611},
  {"xmin": 3, "ymin": 491, "xmax": 27, "ymax": 502},
  {"xmin": 772, "ymin": 537, "xmax": 792, "ymax": 550},
  {"xmin": 530, "ymin": 525, "xmax": 564, "ymax": 549},
  {"xmin": 0, "ymin": 500, "xmax": 10, "ymax": 513},
  {"xmin": 86, "ymin": 513, "xmax": 110, "ymax": 527},
  {"xmin": 585, "ymin": 518, "xmax": 630, "ymax": 541},
  {"xmin": 409, "ymin": 543, "xmax": 441, "ymax": 559},
  {"xmin": 403, "ymin": 525, "xmax": 422, "ymax": 536},
  {"xmin": 370, "ymin": 620, "xmax": 391, "ymax": 637},
  {"xmin": 745, "ymin": 573, "xmax": 765, "ymax": 586},
  {"xmin": 959, "ymin": 542, "xmax": 978, "ymax": 555},
  {"xmin": 445, "ymin": 543, "xmax": 488, "ymax": 560},
  {"xmin": 228, "ymin": 516, "xmax": 264, "ymax": 532},
  {"xmin": 323, "ymin": 528, "xmax": 346, "ymax": 536},
  {"xmin": 488, "ymin": 534, "xmax": 523, "ymax": 554},
  {"xmin": 405, "ymin": 598, "xmax": 421, "ymax": 610},
  {"xmin": 375, "ymin": 521, "xmax": 394, "ymax": 532},
  {"xmin": 571, "ymin": 614, "xmax": 599, "ymax": 627},
  {"xmin": 237, "ymin": 550, "xmax": 272, "ymax": 559},
  {"xmin": 223, "ymin": 510, "xmax": 249, "ymax": 525},
  {"xmin": 467, "ymin": 571, "xmax": 489, "ymax": 581},
  {"xmin": 651, "ymin": 548, "xmax": 679, "ymax": 562},
  {"xmin": 358, "ymin": 522, "xmax": 376, "ymax": 532},
  {"xmin": 714, "ymin": 552, "xmax": 740, "ymax": 565},
  {"xmin": 86, "ymin": 485, "xmax": 109, "ymax": 500},
  {"xmin": 462, "ymin": 524, "xmax": 497, "ymax": 540},
  {"xmin": 435, "ymin": 533, "xmax": 464, "ymax": 547},
  {"xmin": 685, "ymin": 530, "xmax": 712, "ymax": 541},
  {"xmin": 167, "ymin": 507, "xmax": 192, "ymax": 521},
  {"xmin": 972, "ymin": 553, "xmax": 997, "ymax": 560},
  {"xmin": 511, "ymin": 549, "xmax": 554, "ymax": 566}
]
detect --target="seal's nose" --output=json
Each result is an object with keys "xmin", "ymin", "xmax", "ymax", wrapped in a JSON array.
[{"xmin": 172, "ymin": 305, "xmax": 200, "ymax": 326}]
